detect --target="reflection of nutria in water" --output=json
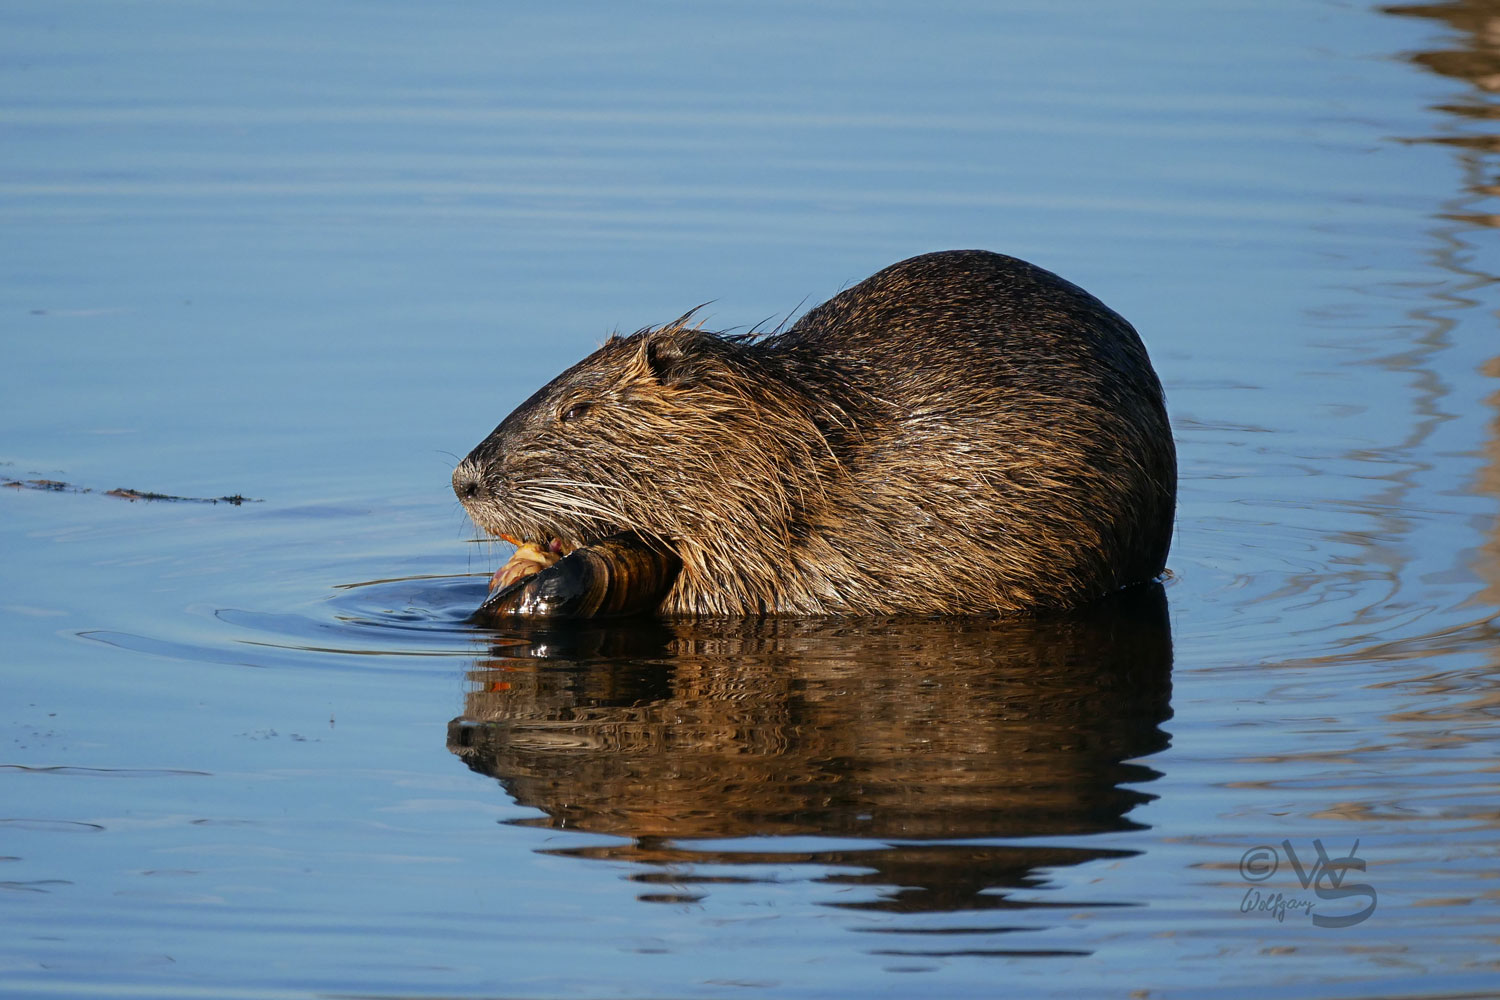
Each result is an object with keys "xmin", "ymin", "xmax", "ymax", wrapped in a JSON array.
[
  {"xmin": 449, "ymin": 588, "xmax": 1172, "ymax": 913},
  {"xmin": 453, "ymin": 250, "xmax": 1176, "ymax": 616},
  {"xmin": 448, "ymin": 585, "xmax": 1172, "ymax": 846}
]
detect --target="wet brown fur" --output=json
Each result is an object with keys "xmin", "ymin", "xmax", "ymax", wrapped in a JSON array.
[{"xmin": 453, "ymin": 250, "xmax": 1176, "ymax": 615}]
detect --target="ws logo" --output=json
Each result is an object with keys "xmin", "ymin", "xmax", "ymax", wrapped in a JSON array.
[{"xmin": 1237, "ymin": 839, "xmax": 1377, "ymax": 928}]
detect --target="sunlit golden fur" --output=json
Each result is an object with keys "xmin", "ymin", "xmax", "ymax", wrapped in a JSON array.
[{"xmin": 453, "ymin": 250, "xmax": 1176, "ymax": 615}]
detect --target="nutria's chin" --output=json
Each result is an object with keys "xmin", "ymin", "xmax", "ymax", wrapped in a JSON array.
[{"xmin": 453, "ymin": 250, "xmax": 1176, "ymax": 616}]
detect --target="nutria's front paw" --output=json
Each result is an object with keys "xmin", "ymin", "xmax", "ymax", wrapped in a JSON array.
[{"xmin": 489, "ymin": 539, "xmax": 570, "ymax": 591}]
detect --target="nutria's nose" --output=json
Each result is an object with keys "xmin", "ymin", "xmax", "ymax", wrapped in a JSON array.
[{"xmin": 452, "ymin": 461, "xmax": 484, "ymax": 503}]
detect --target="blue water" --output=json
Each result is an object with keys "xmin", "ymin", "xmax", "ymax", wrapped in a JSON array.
[{"xmin": 4, "ymin": 1, "xmax": 1500, "ymax": 997}]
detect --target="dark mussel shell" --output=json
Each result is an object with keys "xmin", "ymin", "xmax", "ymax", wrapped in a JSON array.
[{"xmin": 471, "ymin": 532, "xmax": 681, "ymax": 622}]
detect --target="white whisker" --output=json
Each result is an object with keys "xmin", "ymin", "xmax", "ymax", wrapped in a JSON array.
[
  {"xmin": 519, "ymin": 478, "xmax": 629, "ymax": 493},
  {"xmin": 515, "ymin": 487, "xmax": 622, "ymax": 525}
]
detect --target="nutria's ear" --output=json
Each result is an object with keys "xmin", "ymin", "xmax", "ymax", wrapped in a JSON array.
[
  {"xmin": 644, "ymin": 332, "xmax": 690, "ymax": 382},
  {"xmin": 631, "ymin": 324, "xmax": 703, "ymax": 386}
]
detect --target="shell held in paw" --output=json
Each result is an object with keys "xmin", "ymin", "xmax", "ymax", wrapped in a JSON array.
[{"xmin": 472, "ymin": 533, "xmax": 682, "ymax": 621}]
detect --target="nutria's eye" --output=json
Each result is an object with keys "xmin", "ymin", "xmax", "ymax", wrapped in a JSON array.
[{"xmin": 560, "ymin": 401, "xmax": 593, "ymax": 423}]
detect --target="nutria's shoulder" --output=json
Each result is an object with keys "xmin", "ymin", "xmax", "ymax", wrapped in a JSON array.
[{"xmin": 455, "ymin": 250, "xmax": 1176, "ymax": 617}]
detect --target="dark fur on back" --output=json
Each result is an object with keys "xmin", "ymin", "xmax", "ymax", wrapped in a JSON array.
[{"xmin": 453, "ymin": 250, "xmax": 1176, "ymax": 615}]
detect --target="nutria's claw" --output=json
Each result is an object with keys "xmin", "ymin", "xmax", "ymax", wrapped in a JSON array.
[{"xmin": 471, "ymin": 533, "xmax": 681, "ymax": 621}]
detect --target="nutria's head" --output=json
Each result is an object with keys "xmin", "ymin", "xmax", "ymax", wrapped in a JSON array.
[{"xmin": 452, "ymin": 321, "xmax": 853, "ymax": 604}]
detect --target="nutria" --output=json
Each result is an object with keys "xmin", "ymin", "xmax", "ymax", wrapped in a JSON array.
[{"xmin": 452, "ymin": 250, "xmax": 1176, "ymax": 616}]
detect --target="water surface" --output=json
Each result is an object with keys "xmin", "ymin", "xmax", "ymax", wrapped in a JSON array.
[{"xmin": 4, "ymin": 1, "xmax": 1500, "ymax": 997}]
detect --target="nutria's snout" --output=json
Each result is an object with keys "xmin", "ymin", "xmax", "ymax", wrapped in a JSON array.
[
  {"xmin": 452, "ymin": 456, "xmax": 511, "ymax": 539},
  {"xmin": 453, "ymin": 447, "xmax": 617, "ymax": 556}
]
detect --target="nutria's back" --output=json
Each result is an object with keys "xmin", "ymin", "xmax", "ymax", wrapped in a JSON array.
[{"xmin": 453, "ymin": 250, "xmax": 1176, "ymax": 616}]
